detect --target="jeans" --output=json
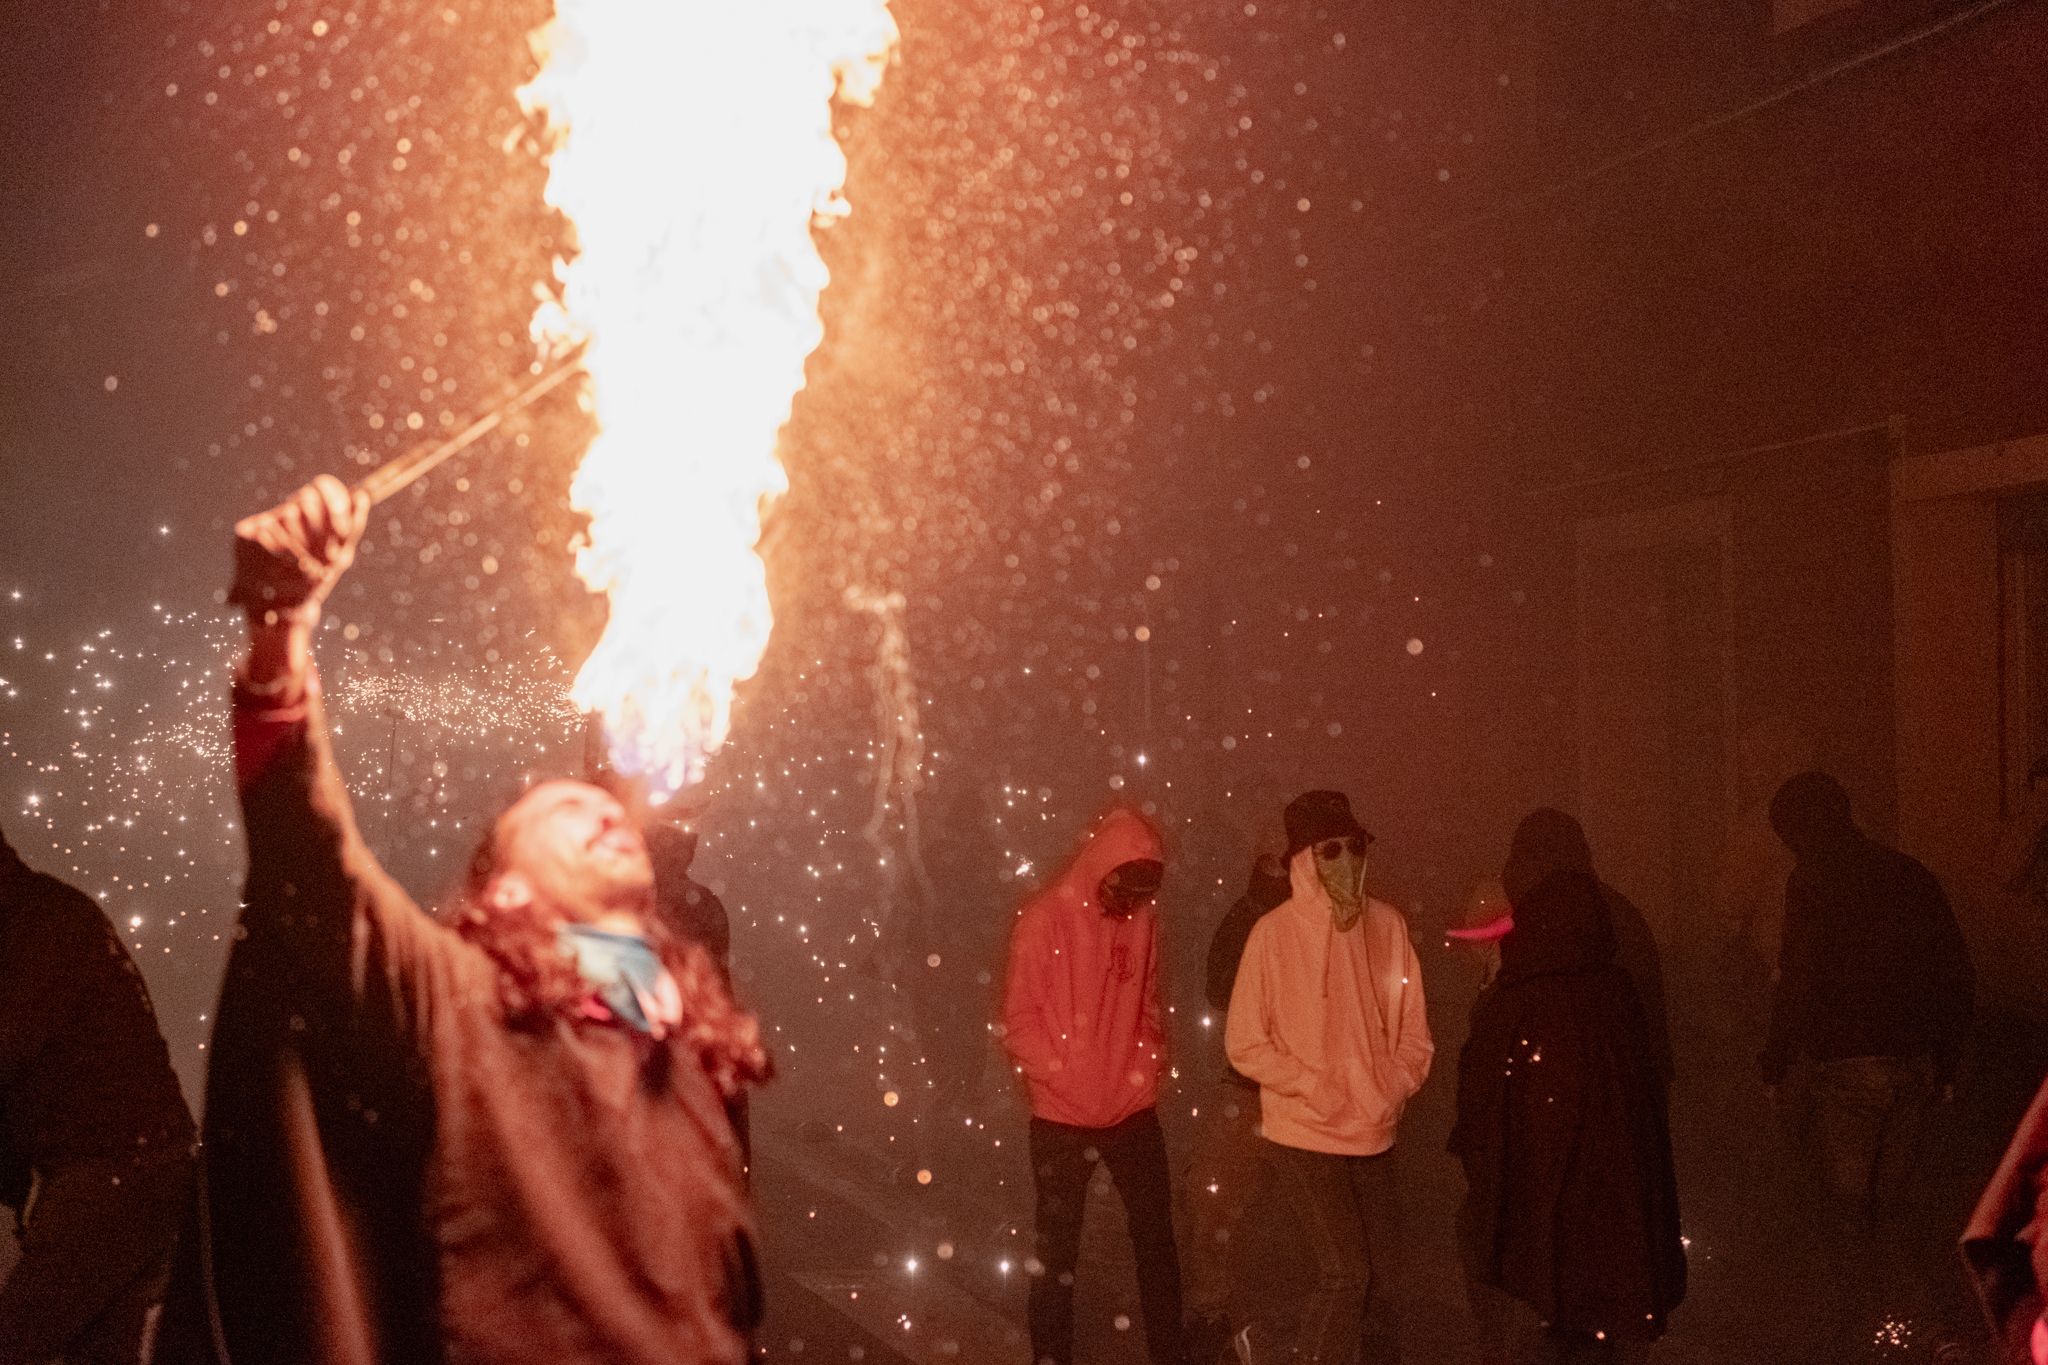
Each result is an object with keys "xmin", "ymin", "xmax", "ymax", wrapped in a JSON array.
[
  {"xmin": 1178, "ymin": 1081, "xmax": 1264, "ymax": 1324},
  {"xmin": 1264, "ymin": 1140, "xmax": 1401, "ymax": 1365},
  {"xmin": 1805, "ymin": 1053, "xmax": 1935, "ymax": 1226},
  {"xmin": 1028, "ymin": 1107, "xmax": 1187, "ymax": 1365}
]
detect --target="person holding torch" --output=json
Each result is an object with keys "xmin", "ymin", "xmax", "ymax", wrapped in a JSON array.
[{"xmin": 154, "ymin": 476, "xmax": 772, "ymax": 1365}]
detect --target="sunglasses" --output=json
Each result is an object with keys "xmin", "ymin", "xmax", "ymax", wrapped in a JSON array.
[{"xmin": 1315, "ymin": 835, "xmax": 1370, "ymax": 860}]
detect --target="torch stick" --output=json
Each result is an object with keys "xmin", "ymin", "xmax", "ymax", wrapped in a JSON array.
[{"xmin": 353, "ymin": 340, "xmax": 590, "ymax": 506}]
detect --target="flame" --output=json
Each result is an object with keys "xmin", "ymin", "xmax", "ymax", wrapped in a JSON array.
[{"xmin": 522, "ymin": 1, "xmax": 896, "ymax": 796}]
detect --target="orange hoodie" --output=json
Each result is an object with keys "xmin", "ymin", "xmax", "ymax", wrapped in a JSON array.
[
  {"xmin": 1225, "ymin": 848, "xmax": 1433, "ymax": 1155},
  {"xmin": 1000, "ymin": 809, "xmax": 1167, "ymax": 1129}
]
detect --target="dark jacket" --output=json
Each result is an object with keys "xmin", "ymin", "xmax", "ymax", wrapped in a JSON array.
[
  {"xmin": 0, "ymin": 844, "xmax": 195, "ymax": 1362},
  {"xmin": 648, "ymin": 826, "xmax": 733, "ymax": 980},
  {"xmin": 647, "ymin": 825, "xmax": 750, "ymax": 1166},
  {"xmin": 1760, "ymin": 833, "xmax": 1974, "ymax": 1086},
  {"xmin": 1205, "ymin": 857, "xmax": 1290, "ymax": 1087},
  {"xmin": 1502, "ymin": 810, "xmax": 1672, "ymax": 1083},
  {"xmin": 155, "ymin": 681, "xmax": 760, "ymax": 1365},
  {"xmin": 1963, "ymin": 1072, "xmax": 2048, "ymax": 1364},
  {"xmin": 1450, "ymin": 869, "xmax": 1686, "ymax": 1341}
]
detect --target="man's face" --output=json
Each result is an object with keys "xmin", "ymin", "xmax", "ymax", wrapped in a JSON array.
[{"xmin": 491, "ymin": 780, "xmax": 653, "ymax": 924}]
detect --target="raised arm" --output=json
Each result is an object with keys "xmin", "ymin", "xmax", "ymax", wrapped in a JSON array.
[{"xmin": 229, "ymin": 476, "xmax": 449, "ymax": 1042}]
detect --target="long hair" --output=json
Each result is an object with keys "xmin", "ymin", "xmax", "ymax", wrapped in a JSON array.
[{"xmin": 453, "ymin": 831, "xmax": 773, "ymax": 1099}]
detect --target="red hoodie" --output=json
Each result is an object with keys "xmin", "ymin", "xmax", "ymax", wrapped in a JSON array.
[{"xmin": 1000, "ymin": 809, "xmax": 1167, "ymax": 1129}]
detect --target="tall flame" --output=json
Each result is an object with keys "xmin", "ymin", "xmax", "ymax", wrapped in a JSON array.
[{"xmin": 522, "ymin": 1, "xmax": 896, "ymax": 796}]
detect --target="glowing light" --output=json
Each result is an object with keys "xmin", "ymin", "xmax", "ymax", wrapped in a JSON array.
[{"xmin": 522, "ymin": 0, "xmax": 897, "ymax": 796}]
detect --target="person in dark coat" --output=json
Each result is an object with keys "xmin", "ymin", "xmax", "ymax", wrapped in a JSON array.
[
  {"xmin": 647, "ymin": 821, "xmax": 751, "ymax": 1167},
  {"xmin": 1963, "ymin": 1072, "xmax": 2048, "ymax": 1365},
  {"xmin": 1180, "ymin": 850, "xmax": 1290, "ymax": 1361},
  {"xmin": 155, "ymin": 477, "xmax": 773, "ymax": 1365},
  {"xmin": 1450, "ymin": 867, "xmax": 1686, "ymax": 1362},
  {"xmin": 0, "ymin": 827, "xmax": 195, "ymax": 1365},
  {"xmin": 647, "ymin": 823, "xmax": 733, "ymax": 981},
  {"xmin": 1759, "ymin": 771, "xmax": 1973, "ymax": 1220},
  {"xmin": 1501, "ymin": 809, "xmax": 1673, "ymax": 1084}
]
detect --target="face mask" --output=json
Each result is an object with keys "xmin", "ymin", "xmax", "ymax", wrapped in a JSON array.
[
  {"xmin": 557, "ymin": 925, "xmax": 678, "ymax": 1036},
  {"xmin": 1312, "ymin": 835, "xmax": 1369, "ymax": 929},
  {"xmin": 1099, "ymin": 858, "xmax": 1164, "ymax": 918}
]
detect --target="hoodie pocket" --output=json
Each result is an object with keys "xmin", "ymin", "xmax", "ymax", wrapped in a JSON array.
[{"xmin": 1315, "ymin": 1055, "xmax": 1400, "ymax": 1133}]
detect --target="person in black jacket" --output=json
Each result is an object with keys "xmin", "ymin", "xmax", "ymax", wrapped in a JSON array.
[
  {"xmin": 647, "ymin": 823, "xmax": 733, "ymax": 982},
  {"xmin": 0, "ymin": 826, "xmax": 194, "ymax": 1365},
  {"xmin": 1760, "ymin": 771, "xmax": 1973, "ymax": 1222},
  {"xmin": 1179, "ymin": 851, "xmax": 1289, "ymax": 1363},
  {"xmin": 1450, "ymin": 867, "xmax": 1686, "ymax": 1363},
  {"xmin": 1501, "ymin": 809, "xmax": 1673, "ymax": 1085},
  {"xmin": 647, "ymin": 821, "xmax": 752, "ymax": 1168}
]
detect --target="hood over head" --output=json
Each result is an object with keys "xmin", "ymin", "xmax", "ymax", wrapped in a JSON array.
[
  {"xmin": 1053, "ymin": 808, "xmax": 1165, "ymax": 914},
  {"xmin": 644, "ymin": 823, "xmax": 700, "ymax": 880},
  {"xmin": 1284, "ymin": 843, "xmax": 1338, "ymax": 917},
  {"xmin": 0, "ymin": 823, "xmax": 21, "ymax": 885},
  {"xmin": 1246, "ymin": 851, "xmax": 1290, "ymax": 907},
  {"xmin": 1769, "ymin": 771, "xmax": 1858, "ymax": 861},
  {"xmin": 1503, "ymin": 807, "xmax": 1595, "ymax": 905},
  {"xmin": 1500, "ymin": 868, "xmax": 1616, "ymax": 981}
]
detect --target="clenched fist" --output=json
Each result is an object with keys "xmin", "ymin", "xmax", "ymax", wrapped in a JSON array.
[{"xmin": 229, "ymin": 475, "xmax": 368, "ymax": 624}]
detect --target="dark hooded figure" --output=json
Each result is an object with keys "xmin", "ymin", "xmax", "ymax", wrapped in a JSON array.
[
  {"xmin": 1450, "ymin": 868, "xmax": 1686, "ymax": 1360},
  {"xmin": 1181, "ymin": 850, "xmax": 1292, "ymax": 1359},
  {"xmin": 1760, "ymin": 772, "xmax": 1973, "ymax": 1218},
  {"xmin": 647, "ymin": 823, "xmax": 751, "ymax": 1167},
  {"xmin": 1502, "ymin": 809, "xmax": 1673, "ymax": 1084},
  {"xmin": 0, "ymin": 825, "xmax": 194, "ymax": 1365},
  {"xmin": 646, "ymin": 824, "xmax": 732, "ymax": 982}
]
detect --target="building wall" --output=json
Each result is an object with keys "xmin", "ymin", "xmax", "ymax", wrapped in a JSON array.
[{"xmin": 1386, "ymin": 2, "xmax": 2048, "ymax": 996}]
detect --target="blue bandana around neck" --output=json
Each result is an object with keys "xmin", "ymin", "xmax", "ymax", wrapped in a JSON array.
[{"xmin": 557, "ymin": 925, "xmax": 668, "ymax": 1034}]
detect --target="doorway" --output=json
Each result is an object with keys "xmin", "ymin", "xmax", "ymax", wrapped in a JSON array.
[{"xmin": 1575, "ymin": 498, "xmax": 1737, "ymax": 961}]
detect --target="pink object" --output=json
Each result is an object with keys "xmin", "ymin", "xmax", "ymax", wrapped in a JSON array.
[
  {"xmin": 2032, "ymin": 1314, "xmax": 2047, "ymax": 1365},
  {"xmin": 1446, "ymin": 914, "xmax": 1514, "ymax": 943}
]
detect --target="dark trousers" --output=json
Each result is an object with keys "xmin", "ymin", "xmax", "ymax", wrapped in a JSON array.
[
  {"xmin": 1177, "ymin": 1081, "xmax": 1263, "ymax": 1324},
  {"xmin": 1028, "ymin": 1107, "xmax": 1187, "ymax": 1365},
  {"xmin": 0, "ymin": 1154, "xmax": 189, "ymax": 1365},
  {"xmin": 1805, "ymin": 1053, "xmax": 1935, "ymax": 1224},
  {"xmin": 1264, "ymin": 1140, "xmax": 1401, "ymax": 1365},
  {"xmin": 1787, "ymin": 1053, "xmax": 1940, "ymax": 1353}
]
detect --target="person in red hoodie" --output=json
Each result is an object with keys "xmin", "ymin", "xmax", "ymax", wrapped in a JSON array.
[{"xmin": 1001, "ymin": 807, "xmax": 1187, "ymax": 1365}]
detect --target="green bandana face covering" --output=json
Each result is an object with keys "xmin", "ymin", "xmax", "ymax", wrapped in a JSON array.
[{"xmin": 1313, "ymin": 836, "xmax": 1369, "ymax": 929}]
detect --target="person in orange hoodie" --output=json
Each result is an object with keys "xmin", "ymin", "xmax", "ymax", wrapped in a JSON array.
[
  {"xmin": 1226, "ymin": 790, "xmax": 1433, "ymax": 1365},
  {"xmin": 1001, "ymin": 807, "xmax": 1187, "ymax": 1365}
]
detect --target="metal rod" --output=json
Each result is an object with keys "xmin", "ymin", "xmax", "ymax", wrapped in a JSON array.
[{"xmin": 354, "ymin": 341, "xmax": 589, "ymax": 505}]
